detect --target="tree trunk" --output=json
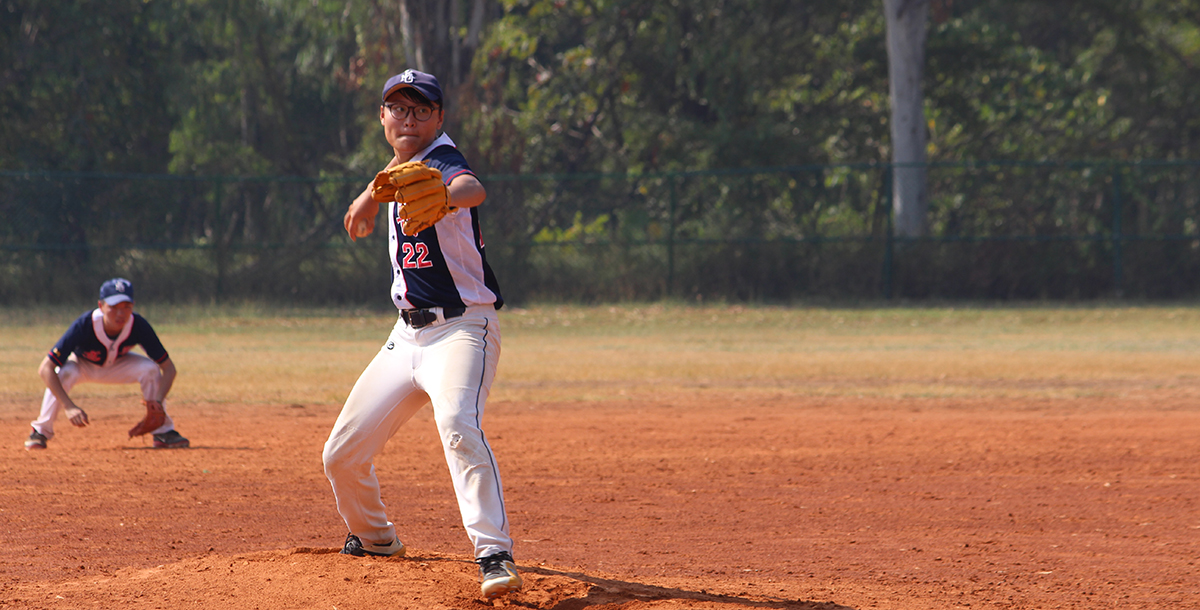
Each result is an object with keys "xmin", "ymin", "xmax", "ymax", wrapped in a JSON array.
[
  {"xmin": 397, "ymin": 0, "xmax": 492, "ymax": 89},
  {"xmin": 398, "ymin": 0, "xmax": 424, "ymax": 71},
  {"xmin": 884, "ymin": 0, "xmax": 929, "ymax": 237}
]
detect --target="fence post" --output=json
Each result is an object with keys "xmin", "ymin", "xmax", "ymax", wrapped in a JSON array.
[
  {"xmin": 1111, "ymin": 168, "xmax": 1123, "ymax": 298},
  {"xmin": 667, "ymin": 176, "xmax": 677, "ymax": 298},
  {"xmin": 882, "ymin": 165, "xmax": 894, "ymax": 300}
]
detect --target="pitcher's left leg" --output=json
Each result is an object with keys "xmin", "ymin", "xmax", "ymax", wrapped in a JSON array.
[{"xmin": 418, "ymin": 312, "xmax": 512, "ymax": 559}]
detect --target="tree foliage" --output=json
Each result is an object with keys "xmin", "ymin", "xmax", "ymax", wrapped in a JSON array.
[
  {"xmin": 464, "ymin": 0, "xmax": 889, "ymax": 175},
  {"xmin": 4, "ymin": 1, "xmax": 1200, "ymax": 176},
  {"xmin": 1, "ymin": 0, "xmax": 179, "ymax": 171},
  {"xmin": 6, "ymin": 1, "xmax": 1200, "ymax": 303}
]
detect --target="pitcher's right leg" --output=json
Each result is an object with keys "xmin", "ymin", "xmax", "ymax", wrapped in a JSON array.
[{"xmin": 322, "ymin": 331, "xmax": 428, "ymax": 552}]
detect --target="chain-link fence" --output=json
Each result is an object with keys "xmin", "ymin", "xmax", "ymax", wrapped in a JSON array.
[{"xmin": 3, "ymin": 161, "xmax": 1199, "ymax": 305}]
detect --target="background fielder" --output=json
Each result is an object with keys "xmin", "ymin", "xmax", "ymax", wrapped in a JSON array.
[
  {"xmin": 322, "ymin": 69, "xmax": 522, "ymax": 600},
  {"xmin": 25, "ymin": 278, "xmax": 188, "ymax": 450}
]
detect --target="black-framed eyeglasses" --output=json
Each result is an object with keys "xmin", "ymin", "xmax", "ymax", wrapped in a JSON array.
[{"xmin": 384, "ymin": 103, "xmax": 437, "ymax": 122}]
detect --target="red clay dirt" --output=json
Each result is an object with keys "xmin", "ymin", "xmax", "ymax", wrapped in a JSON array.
[{"xmin": 1, "ymin": 389, "xmax": 1198, "ymax": 609}]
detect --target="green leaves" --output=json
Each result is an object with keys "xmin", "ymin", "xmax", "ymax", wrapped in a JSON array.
[
  {"xmin": 925, "ymin": 15, "xmax": 1121, "ymax": 162},
  {"xmin": 469, "ymin": 1, "xmax": 883, "ymax": 176},
  {"xmin": 5, "ymin": 0, "xmax": 1200, "ymax": 177},
  {"xmin": 0, "ymin": 0, "xmax": 178, "ymax": 171}
]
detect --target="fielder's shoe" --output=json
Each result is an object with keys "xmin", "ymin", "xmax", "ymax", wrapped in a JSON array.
[
  {"xmin": 152, "ymin": 430, "xmax": 189, "ymax": 449},
  {"xmin": 24, "ymin": 429, "xmax": 47, "ymax": 450},
  {"xmin": 340, "ymin": 533, "xmax": 406, "ymax": 557},
  {"xmin": 477, "ymin": 551, "xmax": 522, "ymax": 599}
]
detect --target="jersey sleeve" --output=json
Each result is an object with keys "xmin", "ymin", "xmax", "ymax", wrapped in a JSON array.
[
  {"xmin": 47, "ymin": 311, "xmax": 93, "ymax": 367},
  {"xmin": 131, "ymin": 314, "xmax": 170, "ymax": 363},
  {"xmin": 422, "ymin": 145, "xmax": 475, "ymax": 187}
]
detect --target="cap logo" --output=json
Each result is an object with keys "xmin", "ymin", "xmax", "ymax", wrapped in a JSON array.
[
  {"xmin": 114, "ymin": 280, "xmax": 127, "ymax": 293},
  {"xmin": 399, "ymin": 70, "xmax": 416, "ymax": 84}
]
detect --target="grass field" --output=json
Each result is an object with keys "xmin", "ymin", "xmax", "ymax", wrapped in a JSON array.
[{"xmin": 4, "ymin": 303, "xmax": 1200, "ymax": 405}]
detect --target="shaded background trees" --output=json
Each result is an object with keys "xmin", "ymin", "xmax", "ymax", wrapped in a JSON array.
[
  {"xmin": 5, "ymin": 0, "xmax": 1200, "ymax": 304},
  {"xmin": 7, "ymin": 0, "xmax": 1200, "ymax": 178}
]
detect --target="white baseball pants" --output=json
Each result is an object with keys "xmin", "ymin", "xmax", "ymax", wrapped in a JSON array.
[
  {"xmin": 322, "ymin": 305, "xmax": 512, "ymax": 559},
  {"xmin": 32, "ymin": 353, "xmax": 174, "ymax": 439}
]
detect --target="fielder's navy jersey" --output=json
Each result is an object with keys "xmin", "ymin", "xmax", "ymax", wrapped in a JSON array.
[
  {"xmin": 48, "ymin": 310, "xmax": 169, "ymax": 367},
  {"xmin": 388, "ymin": 133, "xmax": 504, "ymax": 311}
]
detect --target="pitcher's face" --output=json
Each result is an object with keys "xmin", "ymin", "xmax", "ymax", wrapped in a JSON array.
[{"xmin": 380, "ymin": 90, "xmax": 444, "ymax": 160}]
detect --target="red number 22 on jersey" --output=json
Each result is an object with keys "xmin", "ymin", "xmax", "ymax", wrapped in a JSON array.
[{"xmin": 401, "ymin": 242, "xmax": 433, "ymax": 269}]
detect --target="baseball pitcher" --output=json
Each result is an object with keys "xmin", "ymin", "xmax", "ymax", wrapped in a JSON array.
[{"xmin": 323, "ymin": 69, "xmax": 520, "ymax": 600}]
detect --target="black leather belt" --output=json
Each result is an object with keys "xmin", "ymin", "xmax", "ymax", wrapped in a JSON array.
[{"xmin": 401, "ymin": 307, "xmax": 465, "ymax": 329}]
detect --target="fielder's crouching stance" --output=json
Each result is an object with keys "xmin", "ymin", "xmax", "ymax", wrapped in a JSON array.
[
  {"xmin": 24, "ymin": 278, "xmax": 188, "ymax": 450},
  {"xmin": 323, "ymin": 69, "xmax": 521, "ymax": 600}
]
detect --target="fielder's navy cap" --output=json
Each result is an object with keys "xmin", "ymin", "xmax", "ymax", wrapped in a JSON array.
[
  {"xmin": 99, "ymin": 278, "xmax": 134, "ymax": 305},
  {"xmin": 382, "ymin": 69, "xmax": 443, "ymax": 105}
]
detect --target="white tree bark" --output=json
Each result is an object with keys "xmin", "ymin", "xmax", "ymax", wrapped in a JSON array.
[
  {"xmin": 884, "ymin": 0, "xmax": 930, "ymax": 237},
  {"xmin": 467, "ymin": 0, "xmax": 486, "ymax": 49},
  {"xmin": 399, "ymin": 0, "xmax": 424, "ymax": 71},
  {"xmin": 397, "ymin": 0, "xmax": 491, "ymax": 88},
  {"xmin": 450, "ymin": 0, "xmax": 462, "ymax": 84}
]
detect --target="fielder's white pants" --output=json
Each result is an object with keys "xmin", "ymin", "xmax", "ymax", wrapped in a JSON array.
[
  {"xmin": 322, "ymin": 305, "xmax": 512, "ymax": 559},
  {"xmin": 32, "ymin": 353, "xmax": 174, "ymax": 439}
]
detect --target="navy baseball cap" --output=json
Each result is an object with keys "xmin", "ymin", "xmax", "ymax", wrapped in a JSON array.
[
  {"xmin": 381, "ymin": 69, "xmax": 443, "ymax": 106},
  {"xmin": 99, "ymin": 278, "xmax": 134, "ymax": 305}
]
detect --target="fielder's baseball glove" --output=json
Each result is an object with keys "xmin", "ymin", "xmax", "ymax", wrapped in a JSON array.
[
  {"xmin": 129, "ymin": 399, "xmax": 166, "ymax": 438},
  {"xmin": 371, "ymin": 160, "xmax": 453, "ymax": 236}
]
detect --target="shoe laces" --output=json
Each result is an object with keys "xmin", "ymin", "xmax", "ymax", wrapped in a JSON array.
[{"xmin": 476, "ymin": 551, "xmax": 514, "ymax": 574}]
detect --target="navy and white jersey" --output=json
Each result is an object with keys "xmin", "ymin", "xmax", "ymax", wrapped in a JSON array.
[
  {"xmin": 48, "ymin": 310, "xmax": 169, "ymax": 368},
  {"xmin": 388, "ymin": 132, "xmax": 504, "ymax": 311}
]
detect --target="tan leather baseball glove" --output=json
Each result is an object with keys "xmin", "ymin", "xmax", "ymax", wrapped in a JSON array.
[{"xmin": 371, "ymin": 160, "xmax": 454, "ymax": 236}]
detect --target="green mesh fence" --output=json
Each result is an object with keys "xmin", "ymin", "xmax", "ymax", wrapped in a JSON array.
[{"xmin": 3, "ymin": 161, "xmax": 1200, "ymax": 305}]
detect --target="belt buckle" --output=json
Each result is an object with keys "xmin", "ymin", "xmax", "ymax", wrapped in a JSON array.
[{"xmin": 404, "ymin": 308, "xmax": 436, "ymax": 329}]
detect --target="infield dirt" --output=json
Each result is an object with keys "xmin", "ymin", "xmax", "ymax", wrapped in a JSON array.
[{"xmin": 1, "ymin": 306, "xmax": 1198, "ymax": 609}]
